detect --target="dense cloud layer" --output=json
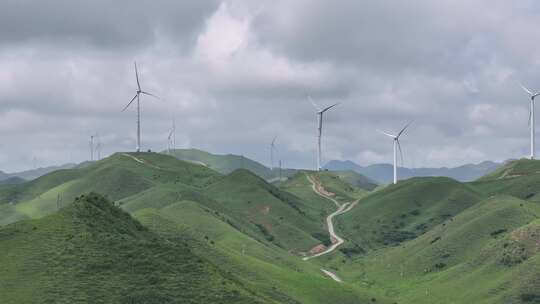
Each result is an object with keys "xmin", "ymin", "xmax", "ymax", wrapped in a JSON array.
[{"xmin": 0, "ymin": 0, "xmax": 539, "ymax": 171}]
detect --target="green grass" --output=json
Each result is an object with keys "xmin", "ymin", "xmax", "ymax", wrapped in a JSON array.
[
  {"xmin": 332, "ymin": 195, "xmax": 540, "ymax": 304},
  {"xmin": 0, "ymin": 193, "xmax": 262, "ymax": 304},
  {"xmin": 338, "ymin": 177, "xmax": 484, "ymax": 251}
]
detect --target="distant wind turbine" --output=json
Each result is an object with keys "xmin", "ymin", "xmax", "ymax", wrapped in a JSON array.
[
  {"xmin": 519, "ymin": 83, "xmax": 540, "ymax": 159},
  {"xmin": 95, "ymin": 134, "xmax": 102, "ymax": 160},
  {"xmin": 122, "ymin": 62, "xmax": 160, "ymax": 152},
  {"xmin": 89, "ymin": 134, "xmax": 95, "ymax": 161},
  {"xmin": 270, "ymin": 136, "xmax": 277, "ymax": 170},
  {"xmin": 378, "ymin": 122, "xmax": 412, "ymax": 184},
  {"xmin": 308, "ymin": 96, "xmax": 339, "ymax": 171},
  {"xmin": 167, "ymin": 120, "xmax": 176, "ymax": 155}
]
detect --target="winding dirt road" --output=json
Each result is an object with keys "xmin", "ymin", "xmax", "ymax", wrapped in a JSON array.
[{"xmin": 302, "ymin": 174, "xmax": 359, "ymax": 283}]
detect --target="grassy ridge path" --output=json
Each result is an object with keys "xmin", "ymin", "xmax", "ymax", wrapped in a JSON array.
[{"xmin": 303, "ymin": 174, "xmax": 358, "ymax": 283}]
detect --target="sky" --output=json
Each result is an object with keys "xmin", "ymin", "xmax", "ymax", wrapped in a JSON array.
[{"xmin": 1, "ymin": 0, "xmax": 540, "ymax": 172}]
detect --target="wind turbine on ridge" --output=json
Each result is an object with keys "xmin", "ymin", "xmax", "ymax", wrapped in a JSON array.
[
  {"xmin": 122, "ymin": 62, "xmax": 160, "ymax": 152},
  {"xmin": 519, "ymin": 83, "xmax": 540, "ymax": 159},
  {"xmin": 378, "ymin": 122, "xmax": 412, "ymax": 184},
  {"xmin": 308, "ymin": 96, "xmax": 339, "ymax": 171}
]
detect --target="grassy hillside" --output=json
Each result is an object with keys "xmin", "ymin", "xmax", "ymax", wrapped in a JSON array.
[
  {"xmin": 0, "ymin": 193, "xmax": 262, "ymax": 304},
  {"xmin": 337, "ymin": 177, "xmax": 483, "ymax": 251},
  {"xmin": 0, "ymin": 152, "xmax": 220, "ymax": 226},
  {"xmin": 332, "ymin": 195, "xmax": 540, "ymax": 304},
  {"xmin": 130, "ymin": 200, "xmax": 391, "ymax": 304},
  {"xmin": 167, "ymin": 148, "xmax": 296, "ymax": 180},
  {"xmin": 471, "ymin": 159, "xmax": 540, "ymax": 201}
]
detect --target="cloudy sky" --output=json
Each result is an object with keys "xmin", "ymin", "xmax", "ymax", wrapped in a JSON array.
[{"xmin": 1, "ymin": 0, "xmax": 539, "ymax": 172}]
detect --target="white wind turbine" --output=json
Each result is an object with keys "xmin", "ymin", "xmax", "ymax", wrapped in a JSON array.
[
  {"xmin": 270, "ymin": 136, "xmax": 277, "ymax": 171},
  {"xmin": 308, "ymin": 96, "xmax": 339, "ymax": 171},
  {"xmin": 122, "ymin": 62, "xmax": 159, "ymax": 152},
  {"xmin": 378, "ymin": 122, "xmax": 412, "ymax": 184},
  {"xmin": 519, "ymin": 83, "xmax": 540, "ymax": 159},
  {"xmin": 167, "ymin": 120, "xmax": 176, "ymax": 155}
]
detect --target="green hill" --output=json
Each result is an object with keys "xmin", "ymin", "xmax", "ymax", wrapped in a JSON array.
[
  {"xmin": 332, "ymin": 195, "xmax": 540, "ymax": 304},
  {"xmin": 337, "ymin": 177, "xmax": 483, "ymax": 251},
  {"xmin": 167, "ymin": 148, "xmax": 296, "ymax": 180},
  {"xmin": 470, "ymin": 159, "xmax": 540, "ymax": 201},
  {"xmin": 0, "ymin": 193, "xmax": 261, "ymax": 304}
]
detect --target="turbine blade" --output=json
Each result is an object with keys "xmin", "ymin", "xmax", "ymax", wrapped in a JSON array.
[
  {"xmin": 307, "ymin": 95, "xmax": 321, "ymax": 112},
  {"xmin": 519, "ymin": 82, "xmax": 533, "ymax": 96},
  {"xmin": 135, "ymin": 62, "xmax": 141, "ymax": 91},
  {"xmin": 141, "ymin": 91, "xmax": 160, "ymax": 99},
  {"xmin": 397, "ymin": 121, "xmax": 413, "ymax": 138},
  {"xmin": 377, "ymin": 129, "xmax": 396, "ymax": 138},
  {"xmin": 320, "ymin": 103, "xmax": 340, "ymax": 113},
  {"xmin": 122, "ymin": 94, "xmax": 138, "ymax": 112},
  {"xmin": 529, "ymin": 106, "xmax": 532, "ymax": 127}
]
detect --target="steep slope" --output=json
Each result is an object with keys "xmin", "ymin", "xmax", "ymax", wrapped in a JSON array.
[
  {"xmin": 0, "ymin": 193, "xmax": 262, "ymax": 304},
  {"xmin": 203, "ymin": 169, "xmax": 329, "ymax": 252},
  {"xmin": 338, "ymin": 177, "xmax": 484, "ymax": 251},
  {"xmin": 325, "ymin": 159, "xmax": 501, "ymax": 183},
  {"xmin": 168, "ymin": 148, "xmax": 296, "ymax": 180}
]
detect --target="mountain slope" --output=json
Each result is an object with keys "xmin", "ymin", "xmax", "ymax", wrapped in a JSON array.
[
  {"xmin": 325, "ymin": 159, "xmax": 501, "ymax": 183},
  {"xmin": 334, "ymin": 195, "xmax": 540, "ymax": 304},
  {"xmin": 0, "ymin": 193, "xmax": 262, "ymax": 304}
]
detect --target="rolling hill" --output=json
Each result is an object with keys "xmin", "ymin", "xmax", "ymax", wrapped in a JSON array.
[
  {"xmin": 0, "ymin": 193, "xmax": 262, "ymax": 303},
  {"xmin": 167, "ymin": 148, "xmax": 296, "ymax": 180},
  {"xmin": 325, "ymin": 159, "xmax": 501, "ymax": 183}
]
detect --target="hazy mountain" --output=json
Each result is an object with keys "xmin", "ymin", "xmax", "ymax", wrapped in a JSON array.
[
  {"xmin": 324, "ymin": 159, "xmax": 502, "ymax": 183},
  {"xmin": 7, "ymin": 163, "xmax": 76, "ymax": 180}
]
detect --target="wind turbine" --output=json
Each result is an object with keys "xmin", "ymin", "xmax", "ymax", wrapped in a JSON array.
[
  {"xmin": 308, "ymin": 96, "xmax": 339, "ymax": 171},
  {"xmin": 122, "ymin": 62, "xmax": 159, "ymax": 152},
  {"xmin": 270, "ymin": 136, "xmax": 277, "ymax": 170},
  {"xmin": 95, "ymin": 134, "xmax": 102, "ymax": 160},
  {"xmin": 167, "ymin": 120, "xmax": 175, "ymax": 155},
  {"xmin": 89, "ymin": 135, "xmax": 95, "ymax": 161},
  {"xmin": 378, "ymin": 122, "xmax": 412, "ymax": 184},
  {"xmin": 519, "ymin": 83, "xmax": 540, "ymax": 159}
]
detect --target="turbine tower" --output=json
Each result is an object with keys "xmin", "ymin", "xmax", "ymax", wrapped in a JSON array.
[
  {"xmin": 122, "ymin": 62, "xmax": 159, "ymax": 152},
  {"xmin": 89, "ymin": 135, "xmax": 95, "ymax": 161},
  {"xmin": 270, "ymin": 136, "xmax": 277, "ymax": 170},
  {"xmin": 378, "ymin": 122, "xmax": 412, "ymax": 184},
  {"xmin": 308, "ymin": 96, "xmax": 339, "ymax": 171},
  {"xmin": 519, "ymin": 83, "xmax": 540, "ymax": 159}
]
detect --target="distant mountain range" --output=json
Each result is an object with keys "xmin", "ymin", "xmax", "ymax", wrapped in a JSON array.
[
  {"xmin": 0, "ymin": 163, "xmax": 76, "ymax": 182},
  {"xmin": 324, "ymin": 160, "xmax": 502, "ymax": 183}
]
